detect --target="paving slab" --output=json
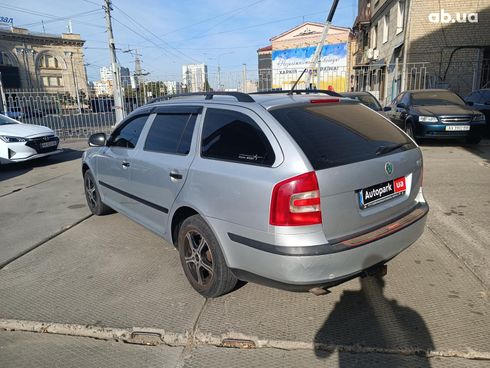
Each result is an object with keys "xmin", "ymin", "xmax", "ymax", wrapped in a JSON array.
[
  {"xmin": 0, "ymin": 140, "xmax": 86, "ymax": 197},
  {"xmin": 183, "ymin": 346, "xmax": 489, "ymax": 368},
  {"xmin": 421, "ymin": 143, "xmax": 490, "ymax": 286},
  {"xmin": 0, "ymin": 141, "xmax": 92, "ymax": 267},
  {"xmin": 0, "ymin": 331, "xmax": 183, "ymax": 368},
  {"xmin": 0, "ymin": 213, "xmax": 205, "ymax": 332},
  {"xmin": 0, "ymin": 168, "xmax": 91, "ymax": 266},
  {"xmin": 197, "ymin": 230, "xmax": 489, "ymax": 354}
]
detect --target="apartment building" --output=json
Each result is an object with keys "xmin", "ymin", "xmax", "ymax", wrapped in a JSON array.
[{"xmin": 352, "ymin": 0, "xmax": 490, "ymax": 104}]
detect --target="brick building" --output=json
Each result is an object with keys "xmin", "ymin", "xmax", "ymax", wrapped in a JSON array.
[
  {"xmin": 0, "ymin": 27, "xmax": 87, "ymax": 98},
  {"xmin": 352, "ymin": 0, "xmax": 490, "ymax": 104}
]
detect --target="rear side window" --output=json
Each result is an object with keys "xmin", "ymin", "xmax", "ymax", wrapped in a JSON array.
[
  {"xmin": 144, "ymin": 114, "xmax": 197, "ymax": 155},
  {"xmin": 201, "ymin": 108, "xmax": 275, "ymax": 166},
  {"xmin": 270, "ymin": 104, "xmax": 415, "ymax": 170}
]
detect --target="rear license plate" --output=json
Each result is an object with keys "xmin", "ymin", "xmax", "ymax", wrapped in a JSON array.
[
  {"xmin": 40, "ymin": 141, "xmax": 58, "ymax": 148},
  {"xmin": 359, "ymin": 177, "xmax": 406, "ymax": 209},
  {"xmin": 445, "ymin": 125, "xmax": 470, "ymax": 131}
]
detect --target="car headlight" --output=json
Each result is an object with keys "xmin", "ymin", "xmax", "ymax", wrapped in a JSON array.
[
  {"xmin": 473, "ymin": 114, "xmax": 486, "ymax": 122},
  {"xmin": 419, "ymin": 116, "xmax": 438, "ymax": 123},
  {"xmin": 0, "ymin": 136, "xmax": 27, "ymax": 143}
]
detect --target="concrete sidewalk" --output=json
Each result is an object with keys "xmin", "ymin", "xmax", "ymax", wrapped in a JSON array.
[
  {"xmin": 0, "ymin": 213, "xmax": 488, "ymax": 366},
  {"xmin": 1, "ymin": 139, "xmax": 489, "ymax": 367}
]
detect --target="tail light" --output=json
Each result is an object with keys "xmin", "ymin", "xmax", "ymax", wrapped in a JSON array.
[{"xmin": 270, "ymin": 171, "xmax": 322, "ymax": 226}]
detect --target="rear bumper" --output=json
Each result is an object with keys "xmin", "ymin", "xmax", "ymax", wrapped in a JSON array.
[{"xmin": 210, "ymin": 202, "xmax": 428, "ymax": 289}]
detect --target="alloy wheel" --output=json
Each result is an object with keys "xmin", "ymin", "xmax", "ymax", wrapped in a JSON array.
[
  {"xmin": 183, "ymin": 230, "xmax": 214, "ymax": 287},
  {"xmin": 85, "ymin": 174, "xmax": 97, "ymax": 209}
]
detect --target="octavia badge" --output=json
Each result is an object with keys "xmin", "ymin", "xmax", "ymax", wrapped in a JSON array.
[{"xmin": 385, "ymin": 162, "xmax": 393, "ymax": 176}]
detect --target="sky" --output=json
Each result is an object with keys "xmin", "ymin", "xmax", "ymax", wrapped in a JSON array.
[{"xmin": 1, "ymin": 0, "xmax": 357, "ymax": 87}]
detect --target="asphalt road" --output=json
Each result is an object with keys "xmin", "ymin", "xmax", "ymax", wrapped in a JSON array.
[{"xmin": 0, "ymin": 140, "xmax": 489, "ymax": 367}]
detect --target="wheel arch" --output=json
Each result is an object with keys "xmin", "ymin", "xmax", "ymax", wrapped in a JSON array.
[{"xmin": 170, "ymin": 205, "xmax": 199, "ymax": 247}]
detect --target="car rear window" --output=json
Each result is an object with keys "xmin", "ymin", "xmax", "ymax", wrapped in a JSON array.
[{"xmin": 270, "ymin": 103, "xmax": 415, "ymax": 170}]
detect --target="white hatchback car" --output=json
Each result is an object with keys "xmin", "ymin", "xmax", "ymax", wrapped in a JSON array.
[{"xmin": 0, "ymin": 114, "xmax": 61, "ymax": 164}]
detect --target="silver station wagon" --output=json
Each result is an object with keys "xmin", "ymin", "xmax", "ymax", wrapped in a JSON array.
[{"xmin": 82, "ymin": 91, "xmax": 429, "ymax": 297}]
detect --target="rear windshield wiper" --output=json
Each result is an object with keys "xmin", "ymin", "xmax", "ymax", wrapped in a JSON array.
[{"xmin": 376, "ymin": 143, "xmax": 409, "ymax": 156}]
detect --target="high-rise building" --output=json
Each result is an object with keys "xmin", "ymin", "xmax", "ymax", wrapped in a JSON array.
[
  {"xmin": 120, "ymin": 67, "xmax": 131, "ymax": 87},
  {"xmin": 100, "ymin": 66, "xmax": 112, "ymax": 82},
  {"xmin": 163, "ymin": 80, "xmax": 182, "ymax": 95},
  {"xmin": 182, "ymin": 64, "xmax": 208, "ymax": 93}
]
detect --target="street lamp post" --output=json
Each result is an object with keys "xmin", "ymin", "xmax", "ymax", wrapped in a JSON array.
[{"xmin": 65, "ymin": 51, "xmax": 81, "ymax": 113}]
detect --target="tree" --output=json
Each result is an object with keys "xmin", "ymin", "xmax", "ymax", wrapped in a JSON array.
[{"xmin": 203, "ymin": 78, "xmax": 212, "ymax": 92}]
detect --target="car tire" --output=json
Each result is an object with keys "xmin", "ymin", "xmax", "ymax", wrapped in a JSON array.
[
  {"xmin": 405, "ymin": 121, "xmax": 415, "ymax": 140},
  {"xmin": 178, "ymin": 215, "xmax": 237, "ymax": 298},
  {"xmin": 465, "ymin": 135, "xmax": 481, "ymax": 145},
  {"xmin": 83, "ymin": 169, "xmax": 113, "ymax": 216}
]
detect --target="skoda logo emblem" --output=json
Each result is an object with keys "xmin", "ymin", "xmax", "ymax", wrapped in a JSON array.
[{"xmin": 385, "ymin": 162, "xmax": 394, "ymax": 176}]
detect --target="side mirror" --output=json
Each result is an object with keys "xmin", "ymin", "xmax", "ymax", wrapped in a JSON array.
[
  {"xmin": 466, "ymin": 101, "xmax": 474, "ymax": 106},
  {"xmin": 88, "ymin": 133, "xmax": 107, "ymax": 147},
  {"xmin": 396, "ymin": 103, "xmax": 406, "ymax": 109},
  {"xmin": 383, "ymin": 106, "xmax": 392, "ymax": 112}
]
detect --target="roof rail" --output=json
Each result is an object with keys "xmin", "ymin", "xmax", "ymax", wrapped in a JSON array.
[
  {"xmin": 147, "ymin": 91, "xmax": 255, "ymax": 104},
  {"xmin": 251, "ymin": 89, "xmax": 342, "ymax": 98}
]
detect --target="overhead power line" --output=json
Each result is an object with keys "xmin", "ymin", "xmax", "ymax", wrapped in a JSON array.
[
  {"xmin": 111, "ymin": 3, "xmax": 200, "ymax": 63},
  {"xmin": 17, "ymin": 9, "xmax": 104, "ymax": 28}
]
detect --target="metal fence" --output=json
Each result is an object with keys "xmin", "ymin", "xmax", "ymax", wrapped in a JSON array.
[{"xmin": 2, "ymin": 60, "xmax": 488, "ymax": 139}]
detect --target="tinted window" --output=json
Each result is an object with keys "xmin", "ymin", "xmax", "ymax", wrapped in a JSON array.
[
  {"xmin": 355, "ymin": 94, "xmax": 382, "ymax": 111},
  {"xmin": 201, "ymin": 108, "xmax": 275, "ymax": 166},
  {"xmin": 465, "ymin": 92, "xmax": 478, "ymax": 103},
  {"xmin": 144, "ymin": 114, "xmax": 197, "ymax": 155},
  {"xmin": 270, "ymin": 104, "xmax": 415, "ymax": 171},
  {"xmin": 393, "ymin": 93, "xmax": 404, "ymax": 105},
  {"xmin": 483, "ymin": 91, "xmax": 490, "ymax": 102},
  {"xmin": 111, "ymin": 115, "xmax": 148, "ymax": 149},
  {"xmin": 401, "ymin": 93, "xmax": 411, "ymax": 105},
  {"xmin": 412, "ymin": 91, "xmax": 464, "ymax": 106}
]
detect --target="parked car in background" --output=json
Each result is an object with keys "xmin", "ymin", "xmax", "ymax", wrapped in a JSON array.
[
  {"xmin": 465, "ymin": 88, "xmax": 490, "ymax": 136},
  {"xmin": 341, "ymin": 91, "xmax": 383, "ymax": 112},
  {"xmin": 2, "ymin": 107, "xmax": 24, "ymax": 120},
  {"xmin": 83, "ymin": 91, "xmax": 428, "ymax": 298},
  {"xmin": 0, "ymin": 114, "xmax": 61, "ymax": 164},
  {"xmin": 384, "ymin": 89, "xmax": 486, "ymax": 144}
]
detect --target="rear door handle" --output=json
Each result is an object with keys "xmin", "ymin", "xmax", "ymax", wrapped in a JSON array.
[
  {"xmin": 122, "ymin": 161, "xmax": 130, "ymax": 168},
  {"xmin": 169, "ymin": 171, "xmax": 183, "ymax": 180}
]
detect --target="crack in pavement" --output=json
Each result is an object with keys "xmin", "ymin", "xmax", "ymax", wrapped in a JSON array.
[
  {"xmin": 426, "ymin": 224, "xmax": 488, "ymax": 289},
  {"xmin": 176, "ymin": 298, "xmax": 209, "ymax": 368},
  {"xmin": 1, "ymin": 319, "xmax": 489, "ymax": 361},
  {"xmin": 0, "ymin": 173, "xmax": 69, "ymax": 199},
  {"xmin": 0, "ymin": 214, "xmax": 93, "ymax": 270}
]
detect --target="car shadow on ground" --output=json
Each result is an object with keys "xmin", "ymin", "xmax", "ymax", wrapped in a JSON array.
[
  {"xmin": 418, "ymin": 138, "xmax": 490, "ymax": 162},
  {"xmin": 314, "ymin": 258, "xmax": 434, "ymax": 367},
  {"xmin": 0, "ymin": 148, "xmax": 83, "ymax": 182}
]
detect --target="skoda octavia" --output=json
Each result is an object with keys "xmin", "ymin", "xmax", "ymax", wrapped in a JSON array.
[{"xmin": 82, "ymin": 91, "xmax": 429, "ymax": 297}]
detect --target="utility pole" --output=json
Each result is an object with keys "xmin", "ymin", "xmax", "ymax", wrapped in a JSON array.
[
  {"xmin": 124, "ymin": 48, "xmax": 149, "ymax": 105},
  {"xmin": 242, "ymin": 64, "xmax": 247, "ymax": 93},
  {"xmin": 0, "ymin": 72, "xmax": 8, "ymax": 114},
  {"xmin": 104, "ymin": 0, "xmax": 125, "ymax": 122},
  {"xmin": 305, "ymin": 0, "xmax": 340, "ymax": 89}
]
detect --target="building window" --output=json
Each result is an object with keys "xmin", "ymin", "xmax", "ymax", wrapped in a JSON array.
[
  {"xmin": 371, "ymin": 23, "xmax": 378, "ymax": 49},
  {"xmin": 397, "ymin": 1, "xmax": 405, "ymax": 34},
  {"xmin": 383, "ymin": 15, "xmax": 389, "ymax": 43},
  {"xmin": 0, "ymin": 52, "xmax": 13, "ymax": 66},
  {"xmin": 39, "ymin": 55, "xmax": 61, "ymax": 69},
  {"xmin": 42, "ymin": 76, "xmax": 63, "ymax": 87}
]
